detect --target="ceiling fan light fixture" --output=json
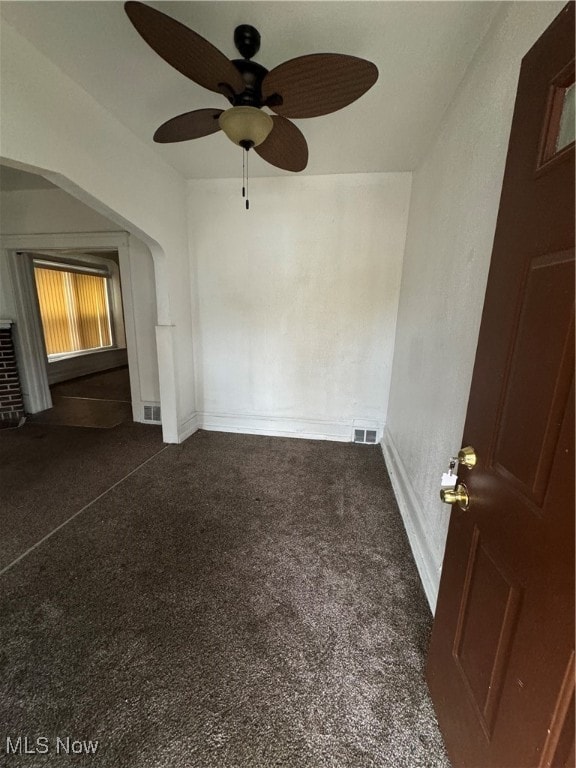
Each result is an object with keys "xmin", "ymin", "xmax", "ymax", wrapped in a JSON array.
[{"xmin": 219, "ymin": 106, "xmax": 273, "ymax": 148}]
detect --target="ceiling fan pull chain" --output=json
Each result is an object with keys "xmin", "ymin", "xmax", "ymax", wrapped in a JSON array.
[
  {"xmin": 242, "ymin": 149, "xmax": 246, "ymax": 199},
  {"xmin": 246, "ymin": 149, "xmax": 250, "ymax": 210}
]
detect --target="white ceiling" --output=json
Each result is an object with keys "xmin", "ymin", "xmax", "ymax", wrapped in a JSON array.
[{"xmin": 0, "ymin": 1, "xmax": 500, "ymax": 179}]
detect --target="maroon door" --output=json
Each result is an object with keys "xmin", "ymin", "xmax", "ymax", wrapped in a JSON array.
[{"xmin": 427, "ymin": 5, "xmax": 575, "ymax": 767}]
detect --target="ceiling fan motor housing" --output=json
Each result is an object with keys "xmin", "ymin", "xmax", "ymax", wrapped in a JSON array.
[
  {"xmin": 230, "ymin": 59, "xmax": 269, "ymax": 107},
  {"xmin": 234, "ymin": 24, "xmax": 261, "ymax": 60},
  {"xmin": 228, "ymin": 26, "xmax": 283, "ymax": 110}
]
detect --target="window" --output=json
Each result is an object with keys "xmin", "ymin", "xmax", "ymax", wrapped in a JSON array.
[
  {"xmin": 34, "ymin": 260, "xmax": 114, "ymax": 359},
  {"xmin": 539, "ymin": 62, "xmax": 575, "ymax": 167},
  {"xmin": 556, "ymin": 81, "xmax": 575, "ymax": 152}
]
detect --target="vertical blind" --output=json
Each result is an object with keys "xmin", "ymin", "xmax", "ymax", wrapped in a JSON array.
[{"xmin": 34, "ymin": 266, "xmax": 112, "ymax": 355}]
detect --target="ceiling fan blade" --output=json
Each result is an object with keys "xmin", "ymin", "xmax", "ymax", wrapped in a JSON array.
[
  {"xmin": 254, "ymin": 116, "xmax": 308, "ymax": 172},
  {"xmin": 262, "ymin": 53, "xmax": 378, "ymax": 118},
  {"xmin": 153, "ymin": 109, "xmax": 223, "ymax": 143},
  {"xmin": 125, "ymin": 2, "xmax": 244, "ymax": 96}
]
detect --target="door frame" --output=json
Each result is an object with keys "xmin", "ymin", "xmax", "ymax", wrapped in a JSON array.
[{"xmin": 0, "ymin": 231, "xmax": 142, "ymax": 420}]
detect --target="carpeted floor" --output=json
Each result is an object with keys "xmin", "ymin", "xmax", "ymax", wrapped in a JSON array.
[
  {"xmin": 51, "ymin": 367, "xmax": 132, "ymax": 402},
  {"xmin": 0, "ymin": 429, "xmax": 450, "ymax": 767},
  {"xmin": 29, "ymin": 396, "xmax": 133, "ymax": 428},
  {"xmin": 30, "ymin": 367, "xmax": 133, "ymax": 429},
  {"xmin": 0, "ymin": 421, "xmax": 164, "ymax": 571}
]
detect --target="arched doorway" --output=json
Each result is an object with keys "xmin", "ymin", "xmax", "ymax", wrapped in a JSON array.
[{"xmin": 0, "ymin": 161, "xmax": 176, "ymax": 441}]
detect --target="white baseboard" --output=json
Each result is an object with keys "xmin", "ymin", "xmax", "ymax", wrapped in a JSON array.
[
  {"xmin": 381, "ymin": 426, "xmax": 439, "ymax": 613},
  {"xmin": 178, "ymin": 412, "xmax": 201, "ymax": 442},
  {"xmin": 47, "ymin": 348, "xmax": 128, "ymax": 385},
  {"xmin": 201, "ymin": 412, "xmax": 381, "ymax": 442},
  {"xmin": 137, "ymin": 410, "xmax": 371, "ymax": 444}
]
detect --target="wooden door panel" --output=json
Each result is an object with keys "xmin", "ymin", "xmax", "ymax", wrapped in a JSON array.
[
  {"xmin": 492, "ymin": 249, "xmax": 574, "ymax": 506},
  {"xmin": 541, "ymin": 653, "xmax": 574, "ymax": 768},
  {"xmin": 453, "ymin": 527, "xmax": 522, "ymax": 738},
  {"xmin": 427, "ymin": 5, "xmax": 575, "ymax": 766},
  {"xmin": 493, "ymin": 383, "xmax": 574, "ymax": 768}
]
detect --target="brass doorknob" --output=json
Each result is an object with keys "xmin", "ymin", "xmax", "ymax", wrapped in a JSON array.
[{"xmin": 440, "ymin": 483, "xmax": 470, "ymax": 511}]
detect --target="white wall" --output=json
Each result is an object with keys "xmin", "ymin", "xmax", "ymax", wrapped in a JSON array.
[
  {"xmin": 0, "ymin": 21, "xmax": 196, "ymax": 441},
  {"xmin": 127, "ymin": 235, "xmax": 161, "ymax": 405},
  {"xmin": 382, "ymin": 1, "xmax": 564, "ymax": 611},
  {"xmin": 0, "ymin": 246, "xmax": 16, "ymax": 320},
  {"xmin": 0, "ymin": 187, "xmax": 160, "ymax": 409},
  {"xmin": 0, "ymin": 188, "xmax": 121, "ymax": 233},
  {"xmin": 189, "ymin": 173, "xmax": 411, "ymax": 440}
]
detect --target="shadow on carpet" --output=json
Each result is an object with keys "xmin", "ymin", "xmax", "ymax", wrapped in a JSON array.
[{"xmin": 0, "ymin": 431, "xmax": 450, "ymax": 767}]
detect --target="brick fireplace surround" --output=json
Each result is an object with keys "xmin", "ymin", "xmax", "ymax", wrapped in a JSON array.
[{"xmin": 0, "ymin": 321, "xmax": 25, "ymax": 426}]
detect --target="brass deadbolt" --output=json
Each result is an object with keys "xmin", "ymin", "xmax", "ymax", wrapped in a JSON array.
[
  {"xmin": 440, "ymin": 483, "xmax": 470, "ymax": 511},
  {"xmin": 457, "ymin": 446, "xmax": 477, "ymax": 470}
]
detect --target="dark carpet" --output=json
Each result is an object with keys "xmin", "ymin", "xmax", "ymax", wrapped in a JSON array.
[
  {"xmin": 0, "ymin": 421, "xmax": 164, "ymax": 571},
  {"xmin": 29, "ymin": 396, "xmax": 133, "ymax": 428},
  {"xmin": 51, "ymin": 367, "xmax": 131, "ymax": 402},
  {"xmin": 30, "ymin": 367, "xmax": 133, "ymax": 429},
  {"xmin": 0, "ymin": 430, "xmax": 450, "ymax": 767}
]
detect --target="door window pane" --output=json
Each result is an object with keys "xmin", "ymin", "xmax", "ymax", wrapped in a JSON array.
[{"xmin": 556, "ymin": 82, "xmax": 575, "ymax": 151}]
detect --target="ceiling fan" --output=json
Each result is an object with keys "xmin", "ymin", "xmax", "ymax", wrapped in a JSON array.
[{"xmin": 124, "ymin": 2, "xmax": 379, "ymax": 175}]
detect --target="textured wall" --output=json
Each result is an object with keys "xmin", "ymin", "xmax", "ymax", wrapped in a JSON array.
[
  {"xmin": 383, "ymin": 1, "xmax": 565, "ymax": 610},
  {"xmin": 188, "ymin": 173, "xmax": 411, "ymax": 440},
  {"xmin": 0, "ymin": 189, "xmax": 120, "ymax": 233}
]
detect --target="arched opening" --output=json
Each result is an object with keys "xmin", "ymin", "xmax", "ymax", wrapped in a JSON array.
[{"xmin": 0, "ymin": 160, "xmax": 175, "ymax": 441}]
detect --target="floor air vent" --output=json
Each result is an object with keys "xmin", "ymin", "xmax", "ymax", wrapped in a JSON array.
[
  {"xmin": 354, "ymin": 428, "xmax": 377, "ymax": 444},
  {"xmin": 143, "ymin": 404, "xmax": 161, "ymax": 423}
]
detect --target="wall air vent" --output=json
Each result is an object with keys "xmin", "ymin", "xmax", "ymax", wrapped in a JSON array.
[
  {"xmin": 353, "ymin": 428, "xmax": 378, "ymax": 444},
  {"xmin": 143, "ymin": 404, "xmax": 161, "ymax": 423}
]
